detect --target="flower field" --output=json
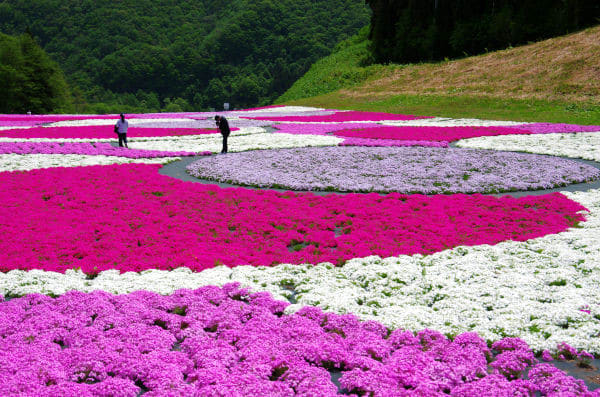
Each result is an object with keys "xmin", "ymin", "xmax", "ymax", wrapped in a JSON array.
[{"xmin": 1, "ymin": 106, "xmax": 600, "ymax": 395}]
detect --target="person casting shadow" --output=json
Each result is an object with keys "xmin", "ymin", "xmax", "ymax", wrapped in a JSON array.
[
  {"xmin": 215, "ymin": 115, "xmax": 230, "ymax": 153},
  {"xmin": 114, "ymin": 113, "xmax": 129, "ymax": 148}
]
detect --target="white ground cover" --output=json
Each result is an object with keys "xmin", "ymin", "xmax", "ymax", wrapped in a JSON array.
[
  {"xmin": 457, "ymin": 132, "xmax": 600, "ymax": 162},
  {"xmin": 0, "ymin": 126, "xmax": 31, "ymax": 131},
  {"xmin": 45, "ymin": 118, "xmax": 205, "ymax": 128},
  {"xmin": 0, "ymin": 154, "xmax": 176, "ymax": 172},
  {"xmin": 128, "ymin": 132, "xmax": 343, "ymax": 153},
  {"xmin": 375, "ymin": 117, "xmax": 531, "ymax": 127}
]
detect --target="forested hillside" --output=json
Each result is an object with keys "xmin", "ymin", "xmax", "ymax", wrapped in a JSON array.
[
  {"xmin": 0, "ymin": 0, "xmax": 369, "ymax": 112},
  {"xmin": 0, "ymin": 32, "xmax": 71, "ymax": 113}
]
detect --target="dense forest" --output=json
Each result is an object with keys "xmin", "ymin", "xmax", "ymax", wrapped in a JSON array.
[
  {"xmin": 0, "ymin": 32, "xmax": 71, "ymax": 113},
  {"xmin": 366, "ymin": 0, "xmax": 600, "ymax": 63},
  {"xmin": 0, "ymin": 0, "xmax": 370, "ymax": 113}
]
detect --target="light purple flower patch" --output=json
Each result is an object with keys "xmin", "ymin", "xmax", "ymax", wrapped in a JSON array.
[{"xmin": 187, "ymin": 146, "xmax": 600, "ymax": 194}]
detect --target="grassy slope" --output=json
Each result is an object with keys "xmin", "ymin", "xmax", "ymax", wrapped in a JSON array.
[{"xmin": 278, "ymin": 26, "xmax": 600, "ymax": 124}]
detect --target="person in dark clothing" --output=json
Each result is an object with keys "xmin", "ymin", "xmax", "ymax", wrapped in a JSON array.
[
  {"xmin": 114, "ymin": 113, "xmax": 129, "ymax": 148},
  {"xmin": 215, "ymin": 115, "xmax": 231, "ymax": 153}
]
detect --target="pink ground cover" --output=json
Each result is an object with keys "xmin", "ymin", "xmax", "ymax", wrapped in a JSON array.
[
  {"xmin": 334, "ymin": 126, "xmax": 537, "ymax": 142},
  {"xmin": 273, "ymin": 123, "xmax": 380, "ymax": 135},
  {"xmin": 0, "ymin": 164, "xmax": 586, "ymax": 274},
  {"xmin": 339, "ymin": 137, "xmax": 448, "ymax": 148},
  {"xmin": 512, "ymin": 123, "xmax": 600, "ymax": 134},
  {"xmin": 0, "ymin": 126, "xmax": 234, "ymax": 139},
  {"xmin": 0, "ymin": 142, "xmax": 205, "ymax": 158},
  {"xmin": 1, "ymin": 285, "xmax": 596, "ymax": 396},
  {"xmin": 272, "ymin": 123, "xmax": 448, "ymax": 147},
  {"xmin": 243, "ymin": 111, "xmax": 430, "ymax": 122},
  {"xmin": 0, "ymin": 115, "xmax": 117, "ymax": 124}
]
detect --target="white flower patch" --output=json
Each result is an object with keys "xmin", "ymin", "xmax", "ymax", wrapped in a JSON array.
[
  {"xmin": 0, "ymin": 126, "xmax": 32, "ymax": 131},
  {"xmin": 233, "ymin": 106, "xmax": 327, "ymax": 114},
  {"xmin": 131, "ymin": 126, "xmax": 268, "ymax": 141},
  {"xmin": 45, "ymin": 118, "xmax": 203, "ymax": 128},
  {"xmin": 380, "ymin": 117, "xmax": 532, "ymax": 127},
  {"xmin": 456, "ymin": 132, "xmax": 600, "ymax": 162},
  {"xmin": 2, "ymin": 188, "xmax": 600, "ymax": 353},
  {"xmin": 0, "ymin": 154, "xmax": 176, "ymax": 172},
  {"xmin": 128, "ymin": 133, "xmax": 343, "ymax": 153}
]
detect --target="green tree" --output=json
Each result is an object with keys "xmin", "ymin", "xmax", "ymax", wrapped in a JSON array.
[
  {"xmin": 0, "ymin": 32, "xmax": 72, "ymax": 113},
  {"xmin": 0, "ymin": 0, "xmax": 371, "ymax": 111}
]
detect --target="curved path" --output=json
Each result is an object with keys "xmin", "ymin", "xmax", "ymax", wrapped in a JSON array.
[{"xmin": 158, "ymin": 150, "xmax": 600, "ymax": 198}]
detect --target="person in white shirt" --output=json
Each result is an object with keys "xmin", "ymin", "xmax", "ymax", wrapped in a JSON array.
[{"xmin": 114, "ymin": 113, "xmax": 129, "ymax": 148}]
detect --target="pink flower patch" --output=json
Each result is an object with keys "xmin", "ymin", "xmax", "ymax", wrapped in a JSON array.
[
  {"xmin": 243, "ymin": 111, "xmax": 429, "ymax": 122},
  {"xmin": 339, "ymin": 137, "xmax": 448, "ymax": 148},
  {"xmin": 273, "ymin": 123, "xmax": 380, "ymax": 135},
  {"xmin": 0, "ymin": 126, "xmax": 234, "ymax": 139},
  {"xmin": 0, "ymin": 164, "xmax": 587, "ymax": 274},
  {"xmin": 334, "ymin": 126, "xmax": 535, "ymax": 142}
]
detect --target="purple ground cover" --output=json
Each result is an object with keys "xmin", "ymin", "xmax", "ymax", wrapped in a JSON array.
[
  {"xmin": 1, "ymin": 285, "xmax": 596, "ymax": 396},
  {"xmin": 512, "ymin": 123, "xmax": 600, "ymax": 134},
  {"xmin": 0, "ymin": 142, "xmax": 206, "ymax": 158},
  {"xmin": 187, "ymin": 147, "xmax": 600, "ymax": 194}
]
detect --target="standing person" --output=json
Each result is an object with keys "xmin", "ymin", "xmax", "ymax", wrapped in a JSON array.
[
  {"xmin": 215, "ymin": 115, "xmax": 230, "ymax": 154},
  {"xmin": 114, "ymin": 113, "xmax": 129, "ymax": 148}
]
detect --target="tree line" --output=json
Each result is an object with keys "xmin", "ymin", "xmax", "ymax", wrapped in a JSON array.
[
  {"xmin": 366, "ymin": 0, "xmax": 600, "ymax": 63},
  {"xmin": 0, "ymin": 0, "xmax": 369, "ymax": 113},
  {"xmin": 0, "ymin": 32, "xmax": 71, "ymax": 113}
]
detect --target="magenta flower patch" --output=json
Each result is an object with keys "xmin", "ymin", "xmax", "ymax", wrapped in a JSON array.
[
  {"xmin": 272, "ymin": 123, "xmax": 381, "ymax": 135},
  {"xmin": 271, "ymin": 123, "xmax": 446, "ymax": 147},
  {"xmin": 512, "ymin": 123, "xmax": 600, "ymax": 134},
  {"xmin": 0, "ymin": 285, "xmax": 596, "ymax": 396},
  {"xmin": 0, "ymin": 126, "xmax": 234, "ymax": 139},
  {"xmin": 0, "ymin": 164, "xmax": 587, "ymax": 274},
  {"xmin": 243, "ymin": 111, "xmax": 429, "ymax": 122},
  {"xmin": 0, "ymin": 142, "xmax": 205, "ymax": 158},
  {"xmin": 338, "ymin": 137, "xmax": 448, "ymax": 147},
  {"xmin": 334, "ymin": 125, "xmax": 537, "ymax": 142}
]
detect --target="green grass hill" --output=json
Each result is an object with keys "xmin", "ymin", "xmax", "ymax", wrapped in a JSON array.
[{"xmin": 278, "ymin": 25, "xmax": 600, "ymax": 124}]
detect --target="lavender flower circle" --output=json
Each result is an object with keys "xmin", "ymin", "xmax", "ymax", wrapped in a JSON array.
[{"xmin": 187, "ymin": 146, "xmax": 600, "ymax": 194}]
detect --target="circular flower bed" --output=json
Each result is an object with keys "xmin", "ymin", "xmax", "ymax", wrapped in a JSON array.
[
  {"xmin": 1, "ymin": 285, "xmax": 596, "ymax": 396},
  {"xmin": 186, "ymin": 147, "xmax": 600, "ymax": 194},
  {"xmin": 0, "ymin": 164, "xmax": 587, "ymax": 273}
]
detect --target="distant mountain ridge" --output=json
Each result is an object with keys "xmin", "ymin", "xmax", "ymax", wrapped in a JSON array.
[{"xmin": 0, "ymin": 0, "xmax": 369, "ymax": 112}]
